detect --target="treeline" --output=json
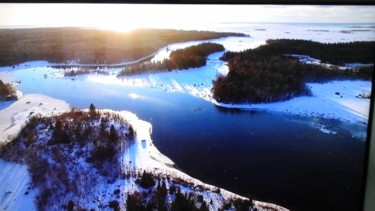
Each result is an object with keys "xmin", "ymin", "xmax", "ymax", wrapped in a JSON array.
[
  {"xmin": 117, "ymin": 43, "xmax": 224, "ymax": 76},
  {"xmin": 63, "ymin": 68, "xmax": 109, "ymax": 77},
  {"xmin": 0, "ymin": 27, "xmax": 245, "ymax": 66},
  {"xmin": 222, "ymin": 39, "xmax": 374, "ymax": 66},
  {"xmin": 127, "ymin": 175, "xmax": 254, "ymax": 211},
  {"xmin": 213, "ymin": 40, "xmax": 374, "ymax": 103}
]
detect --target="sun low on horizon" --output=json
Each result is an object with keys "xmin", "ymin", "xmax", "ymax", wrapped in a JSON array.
[{"xmin": 0, "ymin": 4, "xmax": 375, "ymax": 32}]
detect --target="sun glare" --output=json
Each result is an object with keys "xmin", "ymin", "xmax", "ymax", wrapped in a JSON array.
[{"xmin": 0, "ymin": 4, "xmax": 374, "ymax": 30}]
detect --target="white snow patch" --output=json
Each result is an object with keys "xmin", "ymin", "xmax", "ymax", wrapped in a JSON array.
[
  {"xmin": 0, "ymin": 94, "xmax": 70, "ymax": 144},
  {"xmin": 0, "ymin": 160, "xmax": 37, "ymax": 211}
]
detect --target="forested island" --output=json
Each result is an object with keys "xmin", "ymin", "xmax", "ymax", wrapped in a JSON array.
[
  {"xmin": 117, "ymin": 43, "xmax": 225, "ymax": 76},
  {"xmin": 0, "ymin": 28, "xmax": 244, "ymax": 66},
  {"xmin": 213, "ymin": 39, "xmax": 374, "ymax": 104}
]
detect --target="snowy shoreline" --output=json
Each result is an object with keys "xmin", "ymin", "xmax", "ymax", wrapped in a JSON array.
[
  {"xmin": 0, "ymin": 94, "xmax": 288, "ymax": 211},
  {"xmin": 210, "ymin": 80, "xmax": 371, "ymax": 124},
  {"xmin": 3, "ymin": 57, "xmax": 369, "ymax": 126},
  {"xmin": 0, "ymin": 34, "xmax": 371, "ymax": 134}
]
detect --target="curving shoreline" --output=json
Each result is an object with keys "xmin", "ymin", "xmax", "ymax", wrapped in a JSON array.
[{"xmin": 0, "ymin": 94, "xmax": 288, "ymax": 210}]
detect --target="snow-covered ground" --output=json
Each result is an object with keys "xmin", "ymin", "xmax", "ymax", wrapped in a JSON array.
[
  {"xmin": 0, "ymin": 94, "xmax": 70, "ymax": 145},
  {"xmin": 0, "ymin": 94, "xmax": 69, "ymax": 211},
  {"xmin": 0, "ymin": 160, "xmax": 36, "ymax": 211}
]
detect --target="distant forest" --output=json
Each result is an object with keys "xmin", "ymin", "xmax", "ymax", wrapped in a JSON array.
[
  {"xmin": 213, "ymin": 39, "xmax": 374, "ymax": 104},
  {"xmin": 117, "ymin": 43, "xmax": 224, "ymax": 76},
  {"xmin": 0, "ymin": 28, "xmax": 245, "ymax": 66},
  {"xmin": 231, "ymin": 39, "xmax": 375, "ymax": 65}
]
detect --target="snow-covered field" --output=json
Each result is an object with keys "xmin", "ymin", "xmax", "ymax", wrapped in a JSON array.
[
  {"xmin": 0, "ymin": 94, "xmax": 70, "ymax": 145},
  {"xmin": 0, "ymin": 160, "xmax": 36, "ymax": 211},
  {"xmin": 0, "ymin": 95, "xmax": 70, "ymax": 211},
  {"xmin": 0, "ymin": 94, "xmax": 69, "ymax": 209}
]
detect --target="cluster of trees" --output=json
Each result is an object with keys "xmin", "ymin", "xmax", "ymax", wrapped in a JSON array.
[
  {"xmin": 63, "ymin": 68, "xmax": 109, "ymax": 77},
  {"xmin": 167, "ymin": 43, "xmax": 225, "ymax": 69},
  {"xmin": 127, "ymin": 178, "xmax": 255, "ymax": 211},
  {"xmin": 214, "ymin": 55, "xmax": 310, "ymax": 103},
  {"xmin": 138, "ymin": 171, "xmax": 156, "ymax": 189},
  {"xmin": 213, "ymin": 39, "xmax": 374, "ymax": 104},
  {"xmin": 118, "ymin": 43, "xmax": 225, "ymax": 76},
  {"xmin": 171, "ymin": 189, "xmax": 209, "ymax": 211},
  {"xmin": 0, "ymin": 79, "xmax": 17, "ymax": 100},
  {"xmin": 128, "ymin": 170, "xmax": 255, "ymax": 211},
  {"xmin": 126, "ymin": 185, "xmax": 210, "ymax": 211},
  {"xmin": 0, "ymin": 27, "xmax": 245, "ymax": 66}
]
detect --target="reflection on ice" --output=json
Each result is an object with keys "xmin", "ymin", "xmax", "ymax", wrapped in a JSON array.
[{"xmin": 128, "ymin": 93, "xmax": 143, "ymax": 99}]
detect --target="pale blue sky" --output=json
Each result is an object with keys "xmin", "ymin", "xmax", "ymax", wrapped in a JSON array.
[{"xmin": 0, "ymin": 4, "xmax": 374, "ymax": 31}]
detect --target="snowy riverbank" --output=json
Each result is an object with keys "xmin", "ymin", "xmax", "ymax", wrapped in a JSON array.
[
  {"xmin": 86, "ymin": 36, "xmax": 372, "ymax": 126},
  {"xmin": 0, "ymin": 160, "xmax": 37, "ymax": 211},
  {"xmin": 97, "ymin": 60, "xmax": 371, "ymax": 125},
  {"xmin": 0, "ymin": 35, "xmax": 371, "ymax": 133},
  {"xmin": 212, "ymin": 80, "xmax": 371, "ymax": 124},
  {"xmin": 0, "ymin": 94, "xmax": 70, "ymax": 145},
  {"xmin": 0, "ymin": 94, "xmax": 288, "ymax": 210}
]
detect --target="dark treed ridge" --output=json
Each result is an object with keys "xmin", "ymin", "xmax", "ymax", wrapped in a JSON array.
[
  {"xmin": 117, "ymin": 43, "xmax": 225, "ymax": 76},
  {"xmin": 0, "ymin": 27, "xmax": 246, "ymax": 66},
  {"xmin": 213, "ymin": 39, "xmax": 374, "ymax": 104},
  {"xmin": 222, "ymin": 39, "xmax": 375, "ymax": 65}
]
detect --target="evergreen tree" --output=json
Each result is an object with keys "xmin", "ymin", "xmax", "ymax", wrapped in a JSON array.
[
  {"xmin": 139, "ymin": 171, "xmax": 155, "ymax": 189},
  {"xmin": 109, "ymin": 124, "xmax": 119, "ymax": 143},
  {"xmin": 89, "ymin": 103, "xmax": 96, "ymax": 116}
]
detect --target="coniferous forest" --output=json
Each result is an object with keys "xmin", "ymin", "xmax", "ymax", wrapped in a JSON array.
[
  {"xmin": 249, "ymin": 39, "xmax": 375, "ymax": 65},
  {"xmin": 212, "ymin": 39, "xmax": 374, "ymax": 104}
]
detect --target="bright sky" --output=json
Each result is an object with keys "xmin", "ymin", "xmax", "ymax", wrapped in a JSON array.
[{"xmin": 0, "ymin": 4, "xmax": 374, "ymax": 31}]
